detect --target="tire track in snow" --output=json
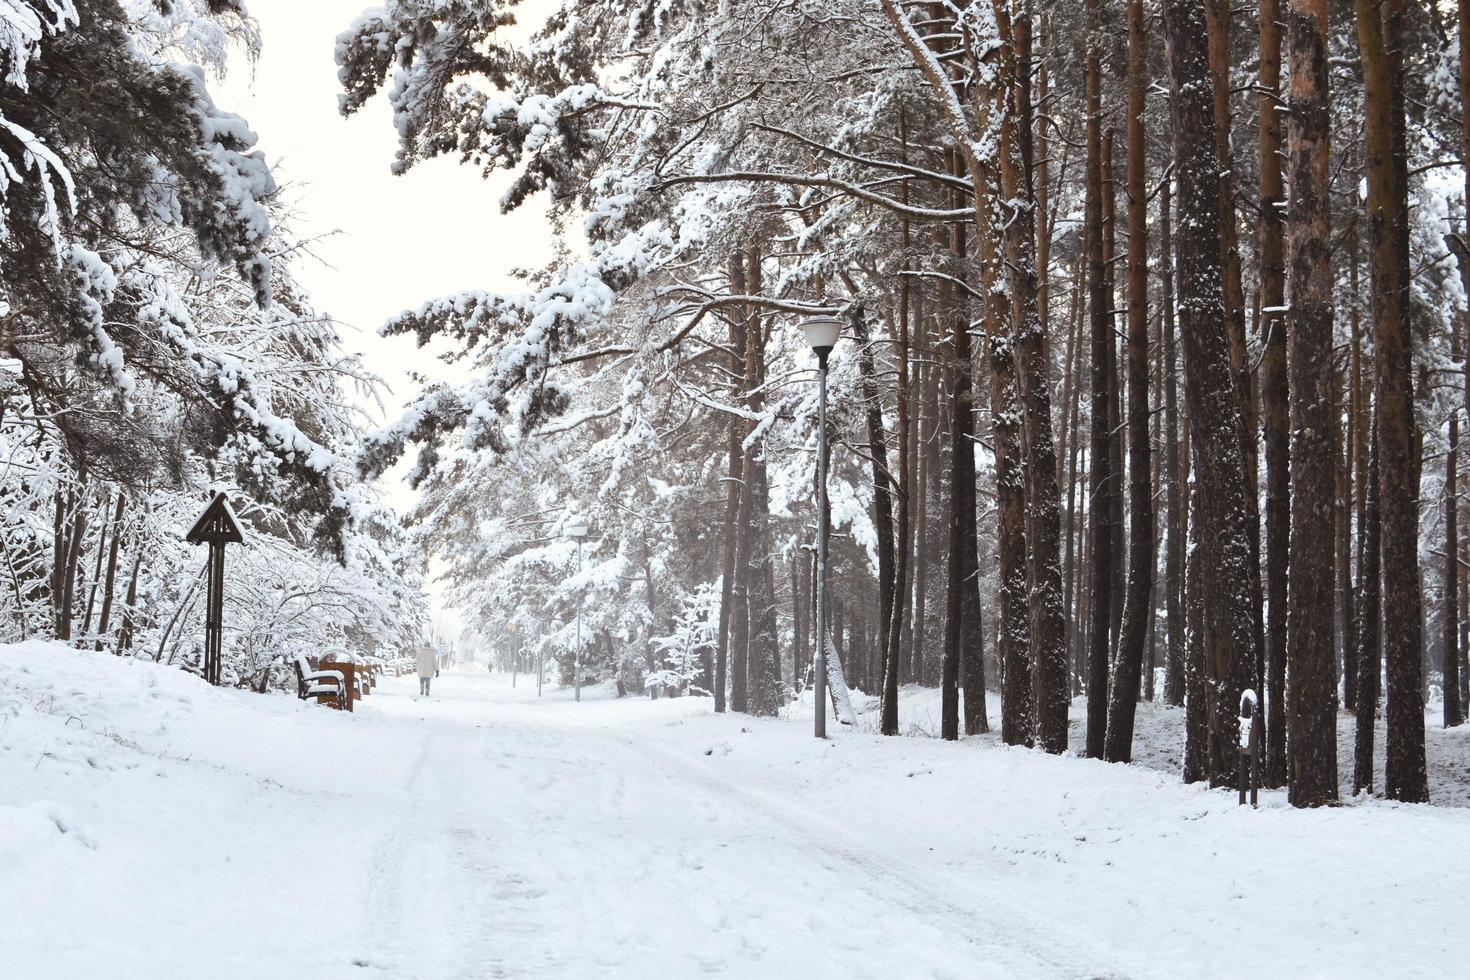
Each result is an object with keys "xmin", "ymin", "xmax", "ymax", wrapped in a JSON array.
[{"xmin": 606, "ymin": 730, "xmax": 1125, "ymax": 980}]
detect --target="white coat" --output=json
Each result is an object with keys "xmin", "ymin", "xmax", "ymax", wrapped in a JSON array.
[{"xmin": 416, "ymin": 646, "xmax": 437, "ymax": 678}]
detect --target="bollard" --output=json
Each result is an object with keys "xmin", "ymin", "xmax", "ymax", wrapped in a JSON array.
[{"xmin": 1238, "ymin": 689, "xmax": 1261, "ymax": 807}]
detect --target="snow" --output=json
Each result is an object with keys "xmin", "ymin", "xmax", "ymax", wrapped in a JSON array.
[{"xmin": 4, "ymin": 642, "xmax": 1469, "ymax": 978}]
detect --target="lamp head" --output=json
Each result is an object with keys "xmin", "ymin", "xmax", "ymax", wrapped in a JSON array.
[{"xmin": 798, "ymin": 316, "xmax": 843, "ymax": 364}]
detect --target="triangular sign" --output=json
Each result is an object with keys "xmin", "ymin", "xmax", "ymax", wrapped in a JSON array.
[{"xmin": 185, "ymin": 492, "xmax": 244, "ymax": 546}]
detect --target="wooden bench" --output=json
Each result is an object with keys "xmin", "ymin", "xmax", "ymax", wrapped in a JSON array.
[
  {"xmin": 294, "ymin": 656, "xmax": 347, "ymax": 711},
  {"xmin": 320, "ymin": 657, "xmax": 364, "ymax": 705}
]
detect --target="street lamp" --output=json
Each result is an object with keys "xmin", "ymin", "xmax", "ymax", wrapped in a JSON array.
[
  {"xmin": 508, "ymin": 622, "xmax": 518, "ymax": 688},
  {"xmin": 799, "ymin": 315, "xmax": 843, "ymax": 739},
  {"xmin": 567, "ymin": 516, "xmax": 589, "ymax": 702}
]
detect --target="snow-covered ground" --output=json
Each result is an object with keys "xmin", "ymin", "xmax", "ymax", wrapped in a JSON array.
[{"xmin": 3, "ymin": 642, "xmax": 1468, "ymax": 979}]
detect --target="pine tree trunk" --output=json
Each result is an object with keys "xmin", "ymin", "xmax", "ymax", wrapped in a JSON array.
[
  {"xmin": 727, "ymin": 251, "xmax": 753, "ymax": 714},
  {"xmin": 1346, "ymin": 211, "xmax": 1366, "ymax": 716},
  {"xmin": 1444, "ymin": 412, "xmax": 1462, "ymax": 727},
  {"xmin": 93, "ymin": 495, "xmax": 126, "ymax": 651},
  {"xmin": 714, "ymin": 253, "xmax": 749, "ymax": 714},
  {"xmin": 1163, "ymin": 0, "xmax": 1258, "ymax": 789},
  {"xmin": 1162, "ymin": 182, "xmax": 1186, "ymax": 709},
  {"xmin": 1001, "ymin": 3, "xmax": 1068, "ymax": 753},
  {"xmin": 744, "ymin": 247, "xmax": 780, "ymax": 717},
  {"xmin": 1083, "ymin": 0, "xmax": 1113, "ymax": 758},
  {"xmin": 1353, "ymin": 431, "xmax": 1382, "ymax": 794},
  {"xmin": 1184, "ymin": 486, "xmax": 1210, "ymax": 783},
  {"xmin": 1103, "ymin": 0, "xmax": 1153, "ymax": 763},
  {"xmin": 1358, "ymin": 0, "xmax": 1429, "ymax": 802},
  {"xmin": 81, "ymin": 495, "xmax": 111, "ymax": 639},
  {"xmin": 852, "ymin": 306, "xmax": 900, "ymax": 734},
  {"xmin": 1284, "ymin": 0, "xmax": 1339, "ymax": 806},
  {"xmin": 1102, "ymin": 131, "xmax": 1126, "ymax": 657},
  {"xmin": 1259, "ymin": 0, "xmax": 1291, "ymax": 789},
  {"xmin": 912, "ymin": 292, "xmax": 932, "ymax": 687},
  {"xmin": 1061, "ymin": 261, "xmax": 1086, "ymax": 696},
  {"xmin": 59, "ymin": 479, "xmax": 88, "ymax": 643}
]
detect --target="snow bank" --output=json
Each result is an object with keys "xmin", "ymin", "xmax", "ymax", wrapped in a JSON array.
[{"xmin": 0, "ymin": 641, "xmax": 415, "ymax": 978}]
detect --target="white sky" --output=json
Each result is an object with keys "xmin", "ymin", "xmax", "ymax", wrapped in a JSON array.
[{"xmin": 218, "ymin": 0, "xmax": 556, "ymax": 634}]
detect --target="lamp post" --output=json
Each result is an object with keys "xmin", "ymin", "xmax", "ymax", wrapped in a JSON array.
[
  {"xmin": 567, "ymin": 517, "xmax": 589, "ymax": 702},
  {"xmin": 799, "ymin": 315, "xmax": 843, "ymax": 739},
  {"xmin": 508, "ymin": 622, "xmax": 518, "ymax": 687}
]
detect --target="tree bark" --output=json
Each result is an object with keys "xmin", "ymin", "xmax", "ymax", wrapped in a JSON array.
[
  {"xmin": 1083, "ymin": 0, "xmax": 1113, "ymax": 759},
  {"xmin": 1002, "ymin": 2, "xmax": 1068, "ymax": 754},
  {"xmin": 744, "ymin": 247, "xmax": 780, "ymax": 716},
  {"xmin": 1284, "ymin": 0, "xmax": 1339, "ymax": 806},
  {"xmin": 1358, "ymin": 0, "xmax": 1429, "ymax": 802},
  {"xmin": 852, "ymin": 306, "xmax": 900, "ymax": 734},
  {"xmin": 1162, "ymin": 181, "xmax": 1186, "ymax": 709},
  {"xmin": 93, "ymin": 495, "xmax": 126, "ymax": 651},
  {"xmin": 1259, "ymin": 0, "xmax": 1291, "ymax": 789},
  {"xmin": 1353, "ymin": 432, "xmax": 1382, "ymax": 794},
  {"xmin": 1445, "ymin": 412, "xmax": 1462, "ymax": 727},
  {"xmin": 1104, "ymin": 0, "xmax": 1154, "ymax": 763},
  {"xmin": 1163, "ymin": 0, "xmax": 1258, "ymax": 789},
  {"xmin": 727, "ymin": 251, "xmax": 753, "ymax": 715}
]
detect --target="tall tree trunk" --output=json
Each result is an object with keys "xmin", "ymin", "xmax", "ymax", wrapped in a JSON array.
[
  {"xmin": 1162, "ymin": 182, "xmax": 1186, "ymax": 708},
  {"xmin": 1102, "ymin": 130, "xmax": 1126, "ymax": 656},
  {"xmin": 852, "ymin": 306, "xmax": 900, "ymax": 734},
  {"xmin": 888, "ymin": 110, "xmax": 915, "ymax": 705},
  {"xmin": 59, "ymin": 477, "xmax": 88, "ymax": 643},
  {"xmin": 1346, "ymin": 210, "xmax": 1366, "ymax": 715},
  {"xmin": 1208, "ymin": 0, "xmax": 1267, "ymax": 708},
  {"xmin": 1163, "ymin": 0, "xmax": 1258, "ymax": 789},
  {"xmin": 939, "ymin": 183, "xmax": 982, "ymax": 738},
  {"xmin": 1358, "ymin": 0, "xmax": 1429, "ymax": 802},
  {"xmin": 1353, "ymin": 431, "xmax": 1382, "ymax": 794},
  {"xmin": 1184, "ymin": 484, "xmax": 1210, "ymax": 783},
  {"xmin": 1002, "ymin": 2, "xmax": 1068, "ymax": 754},
  {"xmin": 1444, "ymin": 411, "xmax": 1462, "ymax": 727},
  {"xmin": 1062, "ymin": 260, "xmax": 1086, "ymax": 694},
  {"xmin": 1083, "ymin": 0, "xmax": 1113, "ymax": 758},
  {"xmin": 715, "ymin": 254, "xmax": 750, "ymax": 714},
  {"xmin": 1259, "ymin": 0, "xmax": 1291, "ymax": 789},
  {"xmin": 744, "ymin": 247, "xmax": 780, "ymax": 716},
  {"xmin": 81, "ymin": 494, "xmax": 111, "ymax": 639},
  {"xmin": 913, "ymin": 292, "xmax": 932, "ymax": 687},
  {"xmin": 1105, "ymin": 0, "xmax": 1154, "ymax": 762},
  {"xmin": 92, "ymin": 495, "xmax": 126, "ymax": 651},
  {"xmin": 1284, "ymin": 0, "xmax": 1339, "ymax": 806},
  {"xmin": 728, "ymin": 251, "xmax": 753, "ymax": 715}
]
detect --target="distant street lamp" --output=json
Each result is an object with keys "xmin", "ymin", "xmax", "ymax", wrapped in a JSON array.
[
  {"xmin": 799, "ymin": 315, "xmax": 843, "ymax": 739},
  {"xmin": 508, "ymin": 622, "xmax": 518, "ymax": 688},
  {"xmin": 567, "ymin": 516, "xmax": 589, "ymax": 702}
]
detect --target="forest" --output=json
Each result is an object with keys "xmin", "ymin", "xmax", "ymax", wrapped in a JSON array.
[
  {"xmin": 0, "ymin": 2, "xmax": 426, "ymax": 692},
  {"xmin": 5, "ymin": 0, "xmax": 1470, "ymax": 811},
  {"xmin": 335, "ymin": 0, "xmax": 1470, "ymax": 808}
]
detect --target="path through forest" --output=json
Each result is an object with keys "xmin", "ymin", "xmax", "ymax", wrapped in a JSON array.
[
  {"xmin": 4, "ymin": 644, "xmax": 1467, "ymax": 979},
  {"xmin": 352, "ymin": 670, "xmax": 1095, "ymax": 978}
]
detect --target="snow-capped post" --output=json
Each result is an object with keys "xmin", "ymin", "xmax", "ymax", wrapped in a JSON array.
[
  {"xmin": 184, "ymin": 493, "xmax": 244, "ymax": 687},
  {"xmin": 1238, "ymin": 689, "xmax": 1261, "ymax": 807},
  {"xmin": 799, "ymin": 316, "xmax": 844, "ymax": 738},
  {"xmin": 567, "ymin": 517, "xmax": 590, "ymax": 702}
]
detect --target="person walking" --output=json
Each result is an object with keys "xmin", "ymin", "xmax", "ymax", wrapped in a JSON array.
[{"xmin": 416, "ymin": 643, "xmax": 437, "ymax": 696}]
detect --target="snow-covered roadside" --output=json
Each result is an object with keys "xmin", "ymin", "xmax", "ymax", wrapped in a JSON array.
[
  {"xmin": 0, "ymin": 641, "xmax": 427, "ymax": 978},
  {"xmin": 4, "ymin": 642, "xmax": 1468, "ymax": 979},
  {"xmin": 843, "ymin": 682, "xmax": 1470, "ymax": 808}
]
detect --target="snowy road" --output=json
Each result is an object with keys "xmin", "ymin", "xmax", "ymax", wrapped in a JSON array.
[
  {"xmin": 7, "ymin": 645, "xmax": 1469, "ymax": 979},
  {"xmin": 351, "ymin": 671, "xmax": 1093, "ymax": 979}
]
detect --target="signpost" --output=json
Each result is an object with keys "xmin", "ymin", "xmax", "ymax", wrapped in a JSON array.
[{"xmin": 185, "ymin": 493, "xmax": 244, "ymax": 686}]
